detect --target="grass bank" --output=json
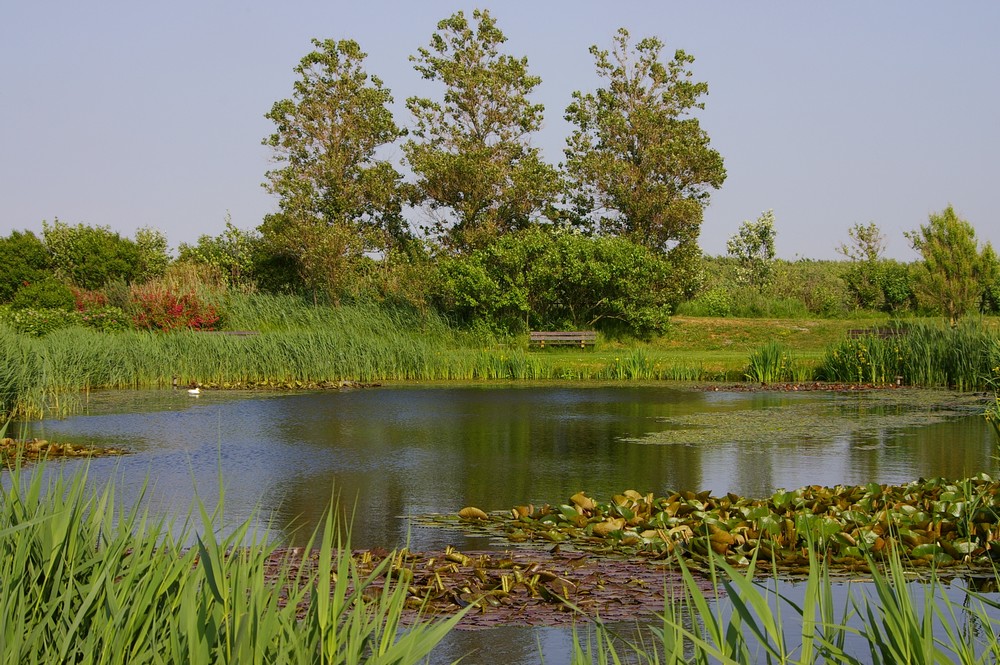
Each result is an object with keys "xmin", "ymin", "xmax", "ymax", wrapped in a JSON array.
[{"xmin": 3, "ymin": 295, "xmax": 998, "ymax": 419}]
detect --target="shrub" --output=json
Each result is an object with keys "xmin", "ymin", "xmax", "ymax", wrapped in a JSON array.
[
  {"xmin": 42, "ymin": 219, "xmax": 155, "ymax": 289},
  {"xmin": 432, "ymin": 227, "xmax": 673, "ymax": 336},
  {"xmin": 70, "ymin": 287, "xmax": 108, "ymax": 311},
  {"xmin": 675, "ymin": 287, "xmax": 732, "ymax": 317},
  {"xmin": 77, "ymin": 306, "xmax": 131, "ymax": 333},
  {"xmin": 1, "ymin": 308, "xmax": 80, "ymax": 336},
  {"xmin": 130, "ymin": 287, "xmax": 222, "ymax": 331},
  {"xmin": 0, "ymin": 230, "xmax": 52, "ymax": 303},
  {"xmin": 10, "ymin": 279, "xmax": 75, "ymax": 311}
]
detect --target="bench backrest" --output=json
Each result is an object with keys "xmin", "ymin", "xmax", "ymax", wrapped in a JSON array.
[{"xmin": 529, "ymin": 331, "xmax": 597, "ymax": 343}]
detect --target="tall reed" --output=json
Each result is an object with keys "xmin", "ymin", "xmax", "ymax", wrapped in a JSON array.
[
  {"xmin": 0, "ymin": 462, "xmax": 464, "ymax": 664},
  {"xmin": 820, "ymin": 319, "xmax": 1000, "ymax": 389},
  {"xmin": 572, "ymin": 547, "xmax": 1000, "ymax": 664}
]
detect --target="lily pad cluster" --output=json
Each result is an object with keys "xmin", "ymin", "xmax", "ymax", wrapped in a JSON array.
[
  {"xmin": 0, "ymin": 438, "xmax": 128, "ymax": 465},
  {"xmin": 265, "ymin": 545, "xmax": 703, "ymax": 628},
  {"xmin": 449, "ymin": 475, "xmax": 1000, "ymax": 573}
]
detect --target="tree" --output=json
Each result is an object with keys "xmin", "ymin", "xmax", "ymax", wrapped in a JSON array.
[
  {"xmin": 727, "ymin": 210, "xmax": 777, "ymax": 291},
  {"xmin": 262, "ymin": 38, "xmax": 406, "ymax": 299},
  {"xmin": 41, "ymin": 219, "xmax": 148, "ymax": 289},
  {"xmin": 404, "ymin": 9, "xmax": 561, "ymax": 252},
  {"xmin": 837, "ymin": 222, "xmax": 885, "ymax": 263},
  {"xmin": 178, "ymin": 214, "xmax": 261, "ymax": 289},
  {"xmin": 563, "ymin": 28, "xmax": 726, "ymax": 270},
  {"xmin": 0, "ymin": 230, "xmax": 52, "ymax": 302},
  {"xmin": 837, "ymin": 222, "xmax": 914, "ymax": 312},
  {"xmin": 905, "ymin": 205, "xmax": 995, "ymax": 323}
]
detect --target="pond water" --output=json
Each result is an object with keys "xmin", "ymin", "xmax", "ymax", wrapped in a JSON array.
[{"xmin": 19, "ymin": 384, "xmax": 1000, "ymax": 663}]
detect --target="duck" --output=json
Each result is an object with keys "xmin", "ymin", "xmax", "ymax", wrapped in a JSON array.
[{"xmin": 188, "ymin": 384, "xmax": 201, "ymax": 396}]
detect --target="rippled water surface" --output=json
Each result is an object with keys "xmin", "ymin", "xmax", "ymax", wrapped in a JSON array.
[{"xmin": 21, "ymin": 384, "xmax": 999, "ymax": 664}]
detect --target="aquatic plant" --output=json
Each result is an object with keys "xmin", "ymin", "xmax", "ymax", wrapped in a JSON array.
[
  {"xmin": 441, "ymin": 478, "xmax": 1000, "ymax": 572},
  {"xmin": 745, "ymin": 340, "xmax": 794, "ymax": 383},
  {"xmin": 0, "ymin": 463, "xmax": 463, "ymax": 664},
  {"xmin": 571, "ymin": 546, "xmax": 1000, "ymax": 664},
  {"xmin": 820, "ymin": 319, "xmax": 1000, "ymax": 389}
]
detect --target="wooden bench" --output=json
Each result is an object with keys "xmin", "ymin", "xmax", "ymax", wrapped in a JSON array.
[{"xmin": 529, "ymin": 331, "xmax": 597, "ymax": 348}]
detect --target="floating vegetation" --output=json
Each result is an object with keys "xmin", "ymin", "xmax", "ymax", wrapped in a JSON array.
[
  {"xmin": 425, "ymin": 476, "xmax": 1000, "ymax": 575},
  {"xmin": 0, "ymin": 437, "xmax": 128, "ymax": 465},
  {"xmin": 191, "ymin": 379, "xmax": 381, "ymax": 391},
  {"xmin": 630, "ymin": 389, "xmax": 988, "ymax": 446},
  {"xmin": 266, "ymin": 545, "xmax": 705, "ymax": 629}
]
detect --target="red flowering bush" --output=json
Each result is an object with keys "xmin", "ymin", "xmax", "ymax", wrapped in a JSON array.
[
  {"xmin": 71, "ymin": 287, "xmax": 108, "ymax": 312},
  {"xmin": 130, "ymin": 287, "xmax": 222, "ymax": 331}
]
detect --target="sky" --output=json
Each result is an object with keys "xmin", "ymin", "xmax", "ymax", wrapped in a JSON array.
[{"xmin": 2, "ymin": 1, "xmax": 998, "ymax": 260}]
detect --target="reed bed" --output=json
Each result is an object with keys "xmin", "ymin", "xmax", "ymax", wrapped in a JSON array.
[
  {"xmin": 819, "ymin": 319, "xmax": 1000, "ymax": 389},
  {"xmin": 0, "ymin": 462, "xmax": 463, "ymax": 665},
  {"xmin": 573, "ymin": 549, "xmax": 1000, "ymax": 664}
]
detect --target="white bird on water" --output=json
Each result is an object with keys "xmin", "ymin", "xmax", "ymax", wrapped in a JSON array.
[{"xmin": 188, "ymin": 386, "xmax": 200, "ymax": 396}]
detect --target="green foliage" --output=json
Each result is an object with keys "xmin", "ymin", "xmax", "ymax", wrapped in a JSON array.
[
  {"xmin": 837, "ymin": 221, "xmax": 886, "ymax": 263},
  {"xmin": 837, "ymin": 223, "xmax": 915, "ymax": 313},
  {"xmin": 677, "ymin": 286, "xmax": 733, "ymax": 317},
  {"xmin": 178, "ymin": 215, "xmax": 262, "ymax": 289},
  {"xmin": 432, "ymin": 227, "xmax": 672, "ymax": 335},
  {"xmin": 404, "ymin": 9, "xmax": 560, "ymax": 252},
  {"xmin": 564, "ymin": 27, "xmax": 725, "ymax": 268},
  {"xmin": 820, "ymin": 319, "xmax": 1000, "ymax": 389},
  {"xmin": 727, "ymin": 209, "xmax": 777, "ymax": 290},
  {"xmin": 745, "ymin": 340, "xmax": 794, "ymax": 383},
  {"xmin": 133, "ymin": 226, "xmax": 170, "ymax": 281},
  {"xmin": 0, "ymin": 463, "xmax": 463, "ymax": 664},
  {"xmin": 0, "ymin": 230, "xmax": 52, "ymax": 303},
  {"xmin": 842, "ymin": 259, "xmax": 915, "ymax": 312},
  {"xmin": 10, "ymin": 278, "xmax": 75, "ymax": 311},
  {"xmin": 580, "ymin": 545, "xmax": 1000, "ymax": 665},
  {"xmin": 41, "ymin": 219, "xmax": 154, "ymax": 289},
  {"xmin": 0, "ymin": 305, "xmax": 131, "ymax": 337},
  {"xmin": 980, "ymin": 242, "xmax": 1000, "ymax": 314},
  {"xmin": 906, "ymin": 205, "xmax": 995, "ymax": 323},
  {"xmin": 262, "ymin": 38, "xmax": 406, "ymax": 299}
]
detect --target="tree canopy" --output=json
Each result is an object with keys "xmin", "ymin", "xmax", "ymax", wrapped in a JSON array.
[
  {"xmin": 906, "ymin": 205, "xmax": 997, "ymax": 323},
  {"xmin": 727, "ymin": 210, "xmax": 777, "ymax": 291},
  {"xmin": 404, "ymin": 9, "xmax": 560, "ymax": 252},
  {"xmin": 563, "ymin": 28, "xmax": 726, "ymax": 255},
  {"xmin": 262, "ymin": 38, "xmax": 406, "ymax": 298}
]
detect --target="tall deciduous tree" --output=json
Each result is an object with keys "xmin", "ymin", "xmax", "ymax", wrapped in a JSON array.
[
  {"xmin": 262, "ymin": 39, "xmax": 405, "ymax": 298},
  {"xmin": 404, "ymin": 9, "xmax": 560, "ymax": 252},
  {"xmin": 906, "ymin": 205, "xmax": 996, "ymax": 323},
  {"xmin": 564, "ymin": 28, "xmax": 726, "ymax": 268}
]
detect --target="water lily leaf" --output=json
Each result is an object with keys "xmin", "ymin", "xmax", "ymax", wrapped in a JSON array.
[
  {"xmin": 570, "ymin": 492, "xmax": 596, "ymax": 512},
  {"xmin": 458, "ymin": 507, "xmax": 489, "ymax": 520},
  {"xmin": 911, "ymin": 543, "xmax": 943, "ymax": 558}
]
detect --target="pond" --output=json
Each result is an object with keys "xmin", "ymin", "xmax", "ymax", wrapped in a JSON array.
[{"xmin": 18, "ymin": 384, "xmax": 1000, "ymax": 663}]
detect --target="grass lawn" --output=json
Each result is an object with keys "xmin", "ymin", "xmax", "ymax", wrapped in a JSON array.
[{"xmin": 519, "ymin": 315, "xmax": 892, "ymax": 379}]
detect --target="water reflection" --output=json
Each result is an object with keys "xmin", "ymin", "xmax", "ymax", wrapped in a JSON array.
[{"xmin": 25, "ymin": 385, "xmax": 996, "ymax": 549}]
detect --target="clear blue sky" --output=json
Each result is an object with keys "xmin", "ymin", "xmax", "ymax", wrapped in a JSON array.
[{"xmin": 2, "ymin": 1, "xmax": 997, "ymax": 260}]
